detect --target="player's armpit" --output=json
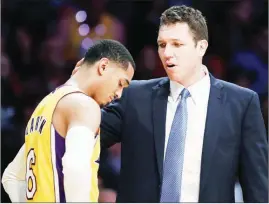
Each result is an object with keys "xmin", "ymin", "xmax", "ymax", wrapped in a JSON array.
[{"xmin": 2, "ymin": 144, "xmax": 27, "ymax": 202}]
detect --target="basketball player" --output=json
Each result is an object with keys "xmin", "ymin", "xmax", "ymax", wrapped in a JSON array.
[{"xmin": 2, "ymin": 39, "xmax": 135, "ymax": 202}]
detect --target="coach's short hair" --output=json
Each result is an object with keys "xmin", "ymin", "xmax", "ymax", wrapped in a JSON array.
[
  {"xmin": 160, "ymin": 5, "xmax": 208, "ymax": 44},
  {"xmin": 84, "ymin": 39, "xmax": 136, "ymax": 70}
]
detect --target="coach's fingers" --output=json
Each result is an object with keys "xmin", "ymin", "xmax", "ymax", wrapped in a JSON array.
[
  {"xmin": 71, "ymin": 58, "xmax": 84, "ymax": 76},
  {"xmin": 75, "ymin": 58, "xmax": 84, "ymax": 68},
  {"xmin": 71, "ymin": 66, "xmax": 80, "ymax": 76}
]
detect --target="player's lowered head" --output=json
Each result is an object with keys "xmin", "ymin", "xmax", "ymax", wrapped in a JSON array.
[
  {"xmin": 69, "ymin": 39, "xmax": 135, "ymax": 107},
  {"xmin": 157, "ymin": 5, "xmax": 208, "ymax": 87}
]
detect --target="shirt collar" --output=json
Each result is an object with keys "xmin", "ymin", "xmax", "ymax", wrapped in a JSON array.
[{"xmin": 169, "ymin": 65, "xmax": 210, "ymax": 104}]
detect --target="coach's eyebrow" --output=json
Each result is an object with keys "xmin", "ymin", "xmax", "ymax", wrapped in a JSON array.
[{"xmin": 157, "ymin": 39, "xmax": 163, "ymax": 44}]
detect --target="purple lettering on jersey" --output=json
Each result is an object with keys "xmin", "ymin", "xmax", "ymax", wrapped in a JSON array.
[
  {"xmin": 25, "ymin": 126, "xmax": 29, "ymax": 135},
  {"xmin": 38, "ymin": 119, "xmax": 46, "ymax": 134},
  {"xmin": 30, "ymin": 118, "xmax": 35, "ymax": 132},
  {"xmin": 35, "ymin": 116, "xmax": 40, "ymax": 131}
]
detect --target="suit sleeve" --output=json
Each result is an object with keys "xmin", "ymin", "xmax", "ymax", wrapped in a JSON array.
[
  {"xmin": 239, "ymin": 92, "xmax": 268, "ymax": 202},
  {"xmin": 100, "ymin": 88, "xmax": 128, "ymax": 148}
]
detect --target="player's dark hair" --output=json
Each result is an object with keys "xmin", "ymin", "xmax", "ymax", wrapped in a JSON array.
[
  {"xmin": 83, "ymin": 39, "xmax": 136, "ymax": 70},
  {"xmin": 160, "ymin": 5, "xmax": 208, "ymax": 45}
]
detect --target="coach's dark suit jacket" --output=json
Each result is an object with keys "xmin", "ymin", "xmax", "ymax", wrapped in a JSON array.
[{"xmin": 100, "ymin": 75, "xmax": 268, "ymax": 203}]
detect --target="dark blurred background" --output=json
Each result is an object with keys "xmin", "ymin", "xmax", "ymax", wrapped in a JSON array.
[{"xmin": 1, "ymin": 0, "xmax": 268, "ymax": 202}]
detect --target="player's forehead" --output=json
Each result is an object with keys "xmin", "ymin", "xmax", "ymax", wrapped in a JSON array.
[
  {"xmin": 109, "ymin": 60, "xmax": 130, "ymax": 69},
  {"xmin": 114, "ymin": 62, "xmax": 134, "ymax": 83}
]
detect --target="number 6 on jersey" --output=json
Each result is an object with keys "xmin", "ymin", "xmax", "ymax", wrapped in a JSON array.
[{"xmin": 26, "ymin": 149, "xmax": 37, "ymax": 199}]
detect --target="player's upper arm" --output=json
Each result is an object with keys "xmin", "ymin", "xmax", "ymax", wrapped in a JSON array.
[
  {"xmin": 59, "ymin": 92, "xmax": 101, "ymax": 135},
  {"xmin": 59, "ymin": 93, "xmax": 101, "ymax": 202}
]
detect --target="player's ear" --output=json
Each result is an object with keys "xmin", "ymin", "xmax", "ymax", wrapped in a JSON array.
[{"xmin": 97, "ymin": 58, "xmax": 109, "ymax": 76}]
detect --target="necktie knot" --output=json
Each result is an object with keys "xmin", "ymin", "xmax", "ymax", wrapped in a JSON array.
[{"xmin": 180, "ymin": 88, "xmax": 190, "ymax": 99}]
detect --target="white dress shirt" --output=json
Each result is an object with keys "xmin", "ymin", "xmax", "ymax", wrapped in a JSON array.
[{"xmin": 164, "ymin": 66, "xmax": 211, "ymax": 202}]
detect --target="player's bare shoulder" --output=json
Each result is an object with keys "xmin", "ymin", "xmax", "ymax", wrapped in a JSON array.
[
  {"xmin": 59, "ymin": 92, "xmax": 100, "ymax": 111},
  {"xmin": 57, "ymin": 92, "xmax": 101, "ymax": 133}
]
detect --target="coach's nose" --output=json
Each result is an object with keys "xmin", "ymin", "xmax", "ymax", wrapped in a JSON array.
[{"xmin": 163, "ymin": 44, "xmax": 173, "ymax": 59}]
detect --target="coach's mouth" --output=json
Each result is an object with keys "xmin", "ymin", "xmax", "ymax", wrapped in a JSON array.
[{"xmin": 166, "ymin": 64, "xmax": 176, "ymax": 69}]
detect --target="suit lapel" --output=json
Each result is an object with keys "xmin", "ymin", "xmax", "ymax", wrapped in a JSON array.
[
  {"xmin": 152, "ymin": 78, "xmax": 170, "ymax": 182},
  {"xmin": 199, "ymin": 75, "xmax": 224, "ymax": 197}
]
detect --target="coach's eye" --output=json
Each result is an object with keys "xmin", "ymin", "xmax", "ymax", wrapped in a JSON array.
[
  {"xmin": 158, "ymin": 43, "xmax": 166, "ymax": 48},
  {"xmin": 174, "ymin": 42, "xmax": 183, "ymax": 47}
]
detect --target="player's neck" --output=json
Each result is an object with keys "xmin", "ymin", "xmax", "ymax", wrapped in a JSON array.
[{"xmin": 65, "ymin": 74, "xmax": 97, "ymax": 97}]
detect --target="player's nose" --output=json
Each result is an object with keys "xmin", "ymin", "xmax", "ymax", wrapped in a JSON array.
[{"xmin": 115, "ymin": 88, "xmax": 123, "ymax": 99}]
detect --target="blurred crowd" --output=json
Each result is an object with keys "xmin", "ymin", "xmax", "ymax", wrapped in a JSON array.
[{"xmin": 1, "ymin": 0, "xmax": 268, "ymax": 202}]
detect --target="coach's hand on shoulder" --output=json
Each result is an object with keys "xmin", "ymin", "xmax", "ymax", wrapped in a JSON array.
[{"xmin": 71, "ymin": 58, "xmax": 84, "ymax": 76}]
